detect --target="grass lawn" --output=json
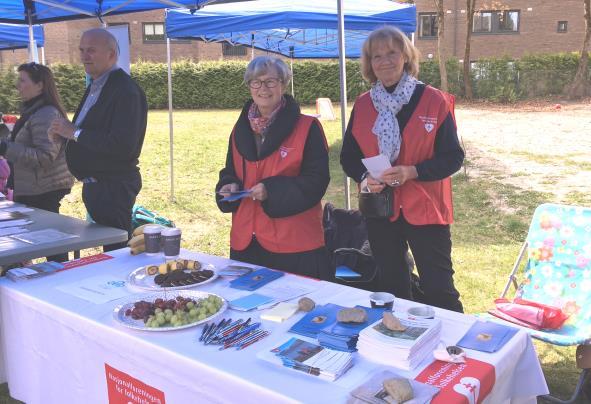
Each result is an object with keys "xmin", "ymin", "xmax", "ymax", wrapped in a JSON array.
[{"xmin": 1, "ymin": 106, "xmax": 588, "ymax": 402}]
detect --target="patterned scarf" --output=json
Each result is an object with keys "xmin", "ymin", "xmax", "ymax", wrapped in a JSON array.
[
  {"xmin": 370, "ymin": 71, "xmax": 419, "ymax": 163},
  {"xmin": 248, "ymin": 97, "xmax": 286, "ymax": 136}
]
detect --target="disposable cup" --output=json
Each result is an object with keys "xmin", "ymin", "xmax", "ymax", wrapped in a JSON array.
[{"xmin": 162, "ymin": 227, "xmax": 181, "ymax": 259}]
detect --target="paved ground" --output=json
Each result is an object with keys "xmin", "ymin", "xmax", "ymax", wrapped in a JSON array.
[{"xmin": 456, "ymin": 99, "xmax": 591, "ymax": 204}]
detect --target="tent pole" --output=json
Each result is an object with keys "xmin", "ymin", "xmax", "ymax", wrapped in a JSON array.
[
  {"xmin": 336, "ymin": 0, "xmax": 350, "ymax": 210},
  {"xmin": 41, "ymin": 46, "xmax": 45, "ymax": 64},
  {"xmin": 167, "ymin": 37, "xmax": 175, "ymax": 202},
  {"xmin": 289, "ymin": 46, "xmax": 295, "ymax": 97},
  {"xmin": 251, "ymin": 33, "xmax": 255, "ymax": 60},
  {"xmin": 27, "ymin": 7, "xmax": 35, "ymax": 62}
]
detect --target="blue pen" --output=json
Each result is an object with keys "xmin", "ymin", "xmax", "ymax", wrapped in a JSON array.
[
  {"xmin": 207, "ymin": 319, "xmax": 243, "ymax": 344},
  {"xmin": 199, "ymin": 323, "xmax": 212, "ymax": 342},
  {"xmin": 234, "ymin": 329, "xmax": 266, "ymax": 349},
  {"xmin": 220, "ymin": 322, "xmax": 261, "ymax": 345},
  {"xmin": 204, "ymin": 318, "xmax": 230, "ymax": 344},
  {"xmin": 237, "ymin": 331, "xmax": 270, "ymax": 350}
]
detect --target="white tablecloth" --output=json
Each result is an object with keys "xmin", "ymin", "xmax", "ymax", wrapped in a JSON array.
[{"xmin": 0, "ymin": 249, "xmax": 548, "ymax": 403}]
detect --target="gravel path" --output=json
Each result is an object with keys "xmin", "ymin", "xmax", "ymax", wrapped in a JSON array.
[{"xmin": 455, "ymin": 100, "xmax": 591, "ymax": 203}]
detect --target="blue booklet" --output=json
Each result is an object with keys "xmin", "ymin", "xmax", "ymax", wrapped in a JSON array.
[
  {"xmin": 318, "ymin": 306, "xmax": 385, "ymax": 352},
  {"xmin": 288, "ymin": 303, "xmax": 344, "ymax": 338},
  {"xmin": 229, "ymin": 267, "xmax": 284, "ymax": 291},
  {"xmin": 457, "ymin": 320, "xmax": 519, "ymax": 353},
  {"xmin": 229, "ymin": 293, "xmax": 274, "ymax": 311},
  {"xmin": 219, "ymin": 190, "xmax": 252, "ymax": 202}
]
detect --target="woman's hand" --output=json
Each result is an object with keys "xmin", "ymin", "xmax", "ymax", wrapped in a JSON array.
[
  {"xmin": 250, "ymin": 183, "xmax": 268, "ymax": 201},
  {"xmin": 362, "ymin": 175, "xmax": 386, "ymax": 193},
  {"xmin": 379, "ymin": 165, "xmax": 418, "ymax": 187},
  {"xmin": 218, "ymin": 183, "xmax": 238, "ymax": 197}
]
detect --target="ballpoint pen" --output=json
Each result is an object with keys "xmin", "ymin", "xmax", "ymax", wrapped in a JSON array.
[{"xmin": 236, "ymin": 331, "xmax": 270, "ymax": 350}]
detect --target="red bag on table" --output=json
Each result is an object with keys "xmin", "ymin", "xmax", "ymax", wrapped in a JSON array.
[{"xmin": 489, "ymin": 298, "xmax": 570, "ymax": 330}]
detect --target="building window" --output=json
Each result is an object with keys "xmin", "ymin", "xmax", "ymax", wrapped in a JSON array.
[
  {"xmin": 143, "ymin": 22, "xmax": 165, "ymax": 42},
  {"xmin": 222, "ymin": 42, "xmax": 248, "ymax": 56},
  {"xmin": 473, "ymin": 10, "xmax": 520, "ymax": 34},
  {"xmin": 557, "ymin": 21, "xmax": 568, "ymax": 33},
  {"xmin": 418, "ymin": 13, "xmax": 438, "ymax": 38},
  {"xmin": 107, "ymin": 22, "xmax": 131, "ymax": 44}
]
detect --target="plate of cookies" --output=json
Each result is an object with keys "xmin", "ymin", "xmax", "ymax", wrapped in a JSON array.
[{"xmin": 127, "ymin": 258, "xmax": 218, "ymax": 291}]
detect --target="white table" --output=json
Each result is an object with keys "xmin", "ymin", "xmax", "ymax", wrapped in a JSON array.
[{"xmin": 0, "ymin": 249, "xmax": 549, "ymax": 403}]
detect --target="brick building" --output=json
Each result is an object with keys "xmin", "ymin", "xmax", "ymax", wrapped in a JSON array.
[
  {"xmin": 0, "ymin": 1, "xmax": 586, "ymax": 67},
  {"xmin": 414, "ymin": 0, "xmax": 585, "ymax": 61}
]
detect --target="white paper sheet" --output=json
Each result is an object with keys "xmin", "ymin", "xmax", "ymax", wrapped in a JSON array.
[
  {"xmin": 0, "ymin": 207, "xmax": 34, "ymax": 214},
  {"xmin": 56, "ymin": 275, "xmax": 129, "ymax": 304},
  {"xmin": 0, "ymin": 227, "xmax": 29, "ymax": 237},
  {"xmin": 361, "ymin": 154, "xmax": 391, "ymax": 179},
  {"xmin": 12, "ymin": 229, "xmax": 78, "ymax": 245},
  {"xmin": 0, "ymin": 219, "xmax": 33, "ymax": 229}
]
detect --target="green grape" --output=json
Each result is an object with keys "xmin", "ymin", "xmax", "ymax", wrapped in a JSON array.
[
  {"xmin": 154, "ymin": 308, "xmax": 163, "ymax": 314},
  {"xmin": 197, "ymin": 313, "xmax": 206, "ymax": 321},
  {"xmin": 186, "ymin": 301, "xmax": 195, "ymax": 309},
  {"xmin": 189, "ymin": 308, "xmax": 198, "ymax": 317},
  {"xmin": 157, "ymin": 316, "xmax": 166, "ymax": 325},
  {"xmin": 164, "ymin": 309, "xmax": 173, "ymax": 316}
]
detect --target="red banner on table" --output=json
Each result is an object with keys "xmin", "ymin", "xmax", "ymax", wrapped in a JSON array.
[
  {"xmin": 415, "ymin": 358, "xmax": 495, "ymax": 404},
  {"xmin": 105, "ymin": 364, "xmax": 166, "ymax": 404},
  {"xmin": 61, "ymin": 253, "xmax": 113, "ymax": 270}
]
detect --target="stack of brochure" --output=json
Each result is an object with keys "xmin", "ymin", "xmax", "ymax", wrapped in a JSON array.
[
  {"xmin": 317, "ymin": 305, "xmax": 385, "ymax": 352},
  {"xmin": 357, "ymin": 313, "xmax": 441, "ymax": 370},
  {"xmin": 6, "ymin": 261, "xmax": 64, "ymax": 282},
  {"xmin": 288, "ymin": 303, "xmax": 344, "ymax": 338},
  {"xmin": 258, "ymin": 337, "xmax": 353, "ymax": 381}
]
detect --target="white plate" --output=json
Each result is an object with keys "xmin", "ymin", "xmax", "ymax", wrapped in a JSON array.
[
  {"xmin": 127, "ymin": 261, "xmax": 218, "ymax": 291},
  {"xmin": 113, "ymin": 290, "xmax": 227, "ymax": 332}
]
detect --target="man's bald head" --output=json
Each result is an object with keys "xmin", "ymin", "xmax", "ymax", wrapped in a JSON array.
[{"xmin": 79, "ymin": 28, "xmax": 119, "ymax": 79}]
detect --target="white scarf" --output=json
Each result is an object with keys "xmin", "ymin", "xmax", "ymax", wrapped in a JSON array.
[{"xmin": 370, "ymin": 71, "xmax": 419, "ymax": 163}]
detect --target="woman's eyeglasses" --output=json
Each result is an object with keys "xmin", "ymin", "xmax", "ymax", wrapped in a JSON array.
[{"xmin": 247, "ymin": 78, "xmax": 282, "ymax": 89}]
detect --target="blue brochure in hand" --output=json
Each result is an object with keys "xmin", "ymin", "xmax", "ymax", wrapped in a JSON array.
[
  {"xmin": 457, "ymin": 320, "xmax": 519, "ymax": 353},
  {"xmin": 229, "ymin": 267, "xmax": 284, "ymax": 291},
  {"xmin": 289, "ymin": 303, "xmax": 344, "ymax": 338},
  {"xmin": 219, "ymin": 190, "xmax": 252, "ymax": 202}
]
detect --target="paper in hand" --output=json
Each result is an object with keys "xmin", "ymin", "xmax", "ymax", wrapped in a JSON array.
[
  {"xmin": 361, "ymin": 154, "xmax": 391, "ymax": 179},
  {"xmin": 219, "ymin": 190, "xmax": 252, "ymax": 202}
]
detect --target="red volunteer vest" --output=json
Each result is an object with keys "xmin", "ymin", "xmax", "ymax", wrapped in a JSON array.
[
  {"xmin": 352, "ymin": 86, "xmax": 455, "ymax": 225},
  {"xmin": 230, "ymin": 115, "xmax": 326, "ymax": 253}
]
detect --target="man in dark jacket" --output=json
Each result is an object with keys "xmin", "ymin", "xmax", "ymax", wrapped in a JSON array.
[{"xmin": 49, "ymin": 28, "xmax": 147, "ymax": 250}]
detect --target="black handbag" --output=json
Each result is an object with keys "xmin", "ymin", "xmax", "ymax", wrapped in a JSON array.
[{"xmin": 358, "ymin": 187, "xmax": 393, "ymax": 218}]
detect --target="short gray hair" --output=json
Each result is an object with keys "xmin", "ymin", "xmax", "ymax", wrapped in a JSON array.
[
  {"xmin": 82, "ymin": 28, "xmax": 119, "ymax": 56},
  {"xmin": 244, "ymin": 56, "xmax": 291, "ymax": 88}
]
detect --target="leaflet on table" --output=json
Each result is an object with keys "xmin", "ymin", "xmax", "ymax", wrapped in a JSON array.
[
  {"xmin": 0, "ymin": 227, "xmax": 28, "ymax": 237},
  {"xmin": 257, "ymin": 337, "xmax": 353, "ymax": 381},
  {"xmin": 56, "ymin": 275, "xmax": 128, "ymax": 304},
  {"xmin": 289, "ymin": 303, "xmax": 344, "ymax": 338},
  {"xmin": 229, "ymin": 267, "xmax": 284, "ymax": 291},
  {"xmin": 0, "ymin": 206, "xmax": 34, "ymax": 214},
  {"xmin": 0, "ymin": 211, "xmax": 27, "ymax": 221},
  {"xmin": 0, "ymin": 236, "xmax": 30, "ymax": 250},
  {"xmin": 361, "ymin": 154, "xmax": 391, "ymax": 179},
  {"xmin": 359, "ymin": 314, "xmax": 442, "ymax": 350},
  {"xmin": 224, "ymin": 280, "xmax": 318, "ymax": 311},
  {"xmin": 11, "ymin": 229, "xmax": 78, "ymax": 245},
  {"xmin": 229, "ymin": 293, "xmax": 274, "ymax": 311},
  {"xmin": 6, "ymin": 261, "xmax": 64, "ymax": 282},
  {"xmin": 0, "ymin": 219, "xmax": 33, "ymax": 228},
  {"xmin": 457, "ymin": 320, "xmax": 518, "ymax": 353}
]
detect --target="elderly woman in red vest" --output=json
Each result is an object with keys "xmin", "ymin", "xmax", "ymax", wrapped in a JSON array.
[
  {"xmin": 340, "ymin": 26, "xmax": 464, "ymax": 312},
  {"xmin": 216, "ymin": 56, "xmax": 330, "ymax": 279}
]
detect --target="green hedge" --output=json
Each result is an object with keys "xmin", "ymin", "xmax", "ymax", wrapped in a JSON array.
[{"xmin": 0, "ymin": 52, "xmax": 589, "ymax": 112}]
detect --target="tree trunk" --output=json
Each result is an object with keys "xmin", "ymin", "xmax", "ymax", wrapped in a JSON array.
[
  {"xmin": 568, "ymin": 0, "xmax": 591, "ymax": 99},
  {"xmin": 463, "ymin": 0, "xmax": 476, "ymax": 99},
  {"xmin": 434, "ymin": 0, "xmax": 448, "ymax": 92}
]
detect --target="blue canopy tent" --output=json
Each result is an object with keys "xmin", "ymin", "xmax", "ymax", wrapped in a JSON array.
[
  {"xmin": 0, "ymin": 23, "xmax": 44, "ymax": 51},
  {"xmin": 165, "ymin": 0, "xmax": 416, "ymax": 205},
  {"xmin": 0, "ymin": 0, "xmax": 211, "ymax": 63},
  {"xmin": 166, "ymin": 0, "xmax": 416, "ymax": 58}
]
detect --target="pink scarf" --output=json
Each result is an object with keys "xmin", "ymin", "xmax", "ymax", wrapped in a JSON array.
[{"xmin": 248, "ymin": 97, "xmax": 286, "ymax": 135}]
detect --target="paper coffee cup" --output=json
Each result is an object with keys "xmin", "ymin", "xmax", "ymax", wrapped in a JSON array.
[
  {"xmin": 143, "ymin": 225, "xmax": 162, "ymax": 256},
  {"xmin": 369, "ymin": 292, "xmax": 395, "ymax": 310},
  {"xmin": 162, "ymin": 227, "xmax": 181, "ymax": 259}
]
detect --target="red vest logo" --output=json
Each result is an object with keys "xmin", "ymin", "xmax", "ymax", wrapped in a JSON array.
[
  {"xmin": 279, "ymin": 146, "xmax": 293, "ymax": 159},
  {"xmin": 105, "ymin": 364, "xmax": 165, "ymax": 404},
  {"xmin": 415, "ymin": 358, "xmax": 495, "ymax": 404},
  {"xmin": 418, "ymin": 115, "xmax": 438, "ymax": 133}
]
